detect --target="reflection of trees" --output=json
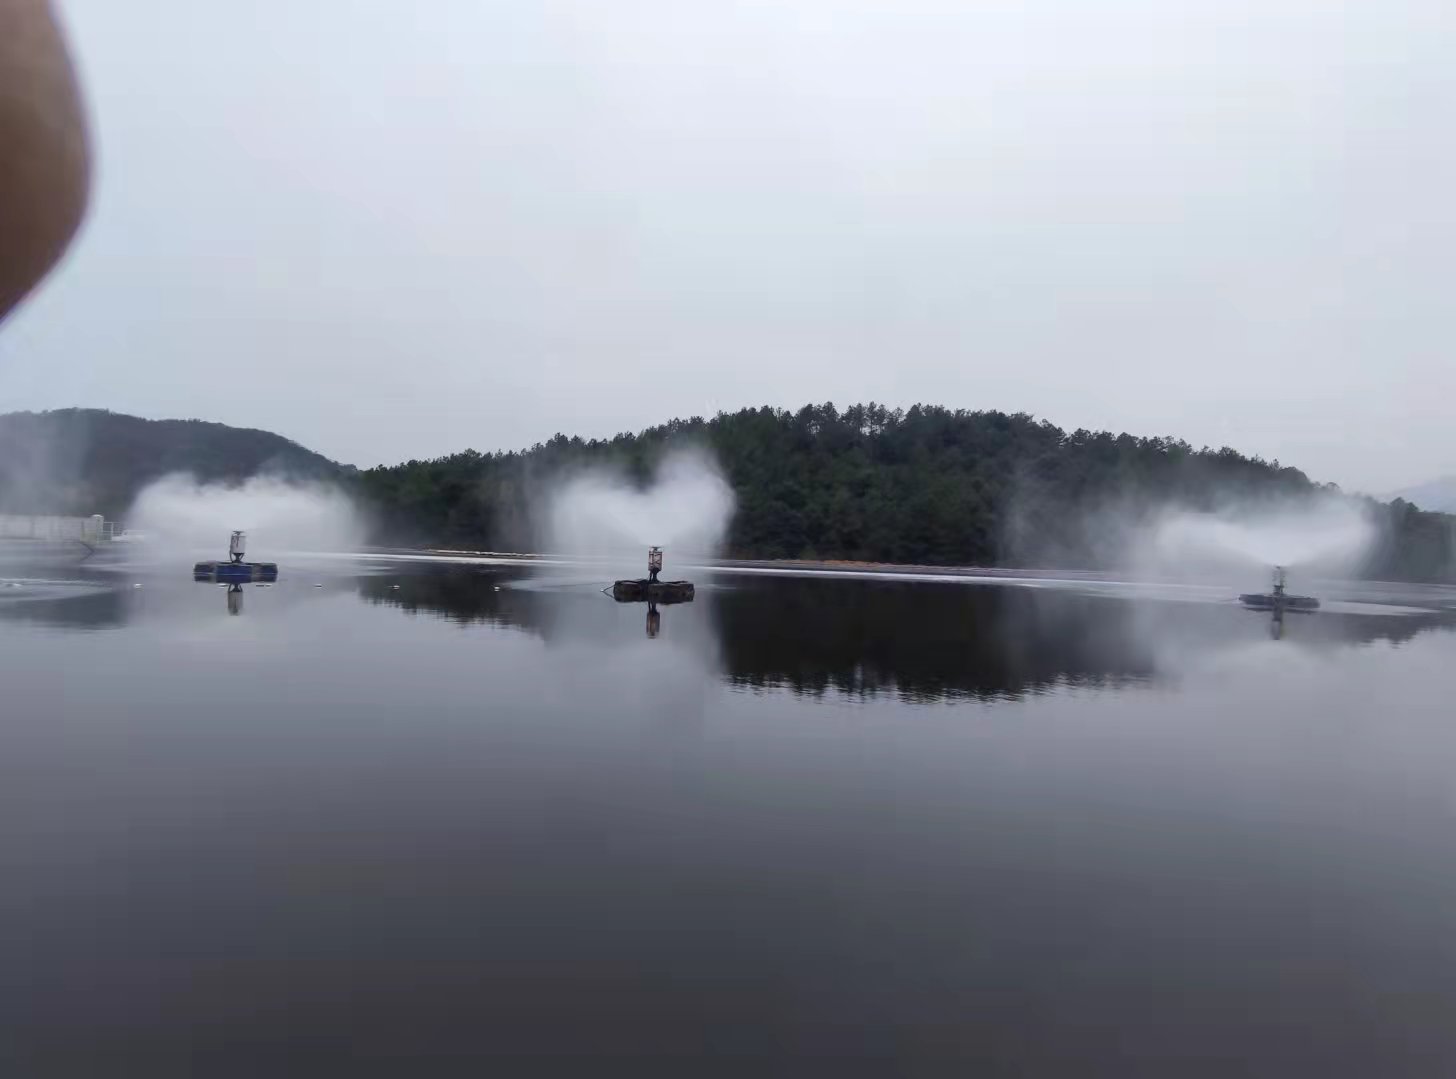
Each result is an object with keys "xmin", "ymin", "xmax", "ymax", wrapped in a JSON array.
[
  {"xmin": 713, "ymin": 577, "xmax": 1456, "ymax": 701},
  {"xmin": 713, "ymin": 579, "xmax": 1159, "ymax": 702},
  {"xmin": 357, "ymin": 569, "xmax": 1456, "ymax": 703},
  {"xmin": 358, "ymin": 569, "xmax": 545, "ymax": 633}
]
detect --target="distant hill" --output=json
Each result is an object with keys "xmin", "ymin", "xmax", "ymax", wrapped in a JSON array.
[
  {"xmin": 1387, "ymin": 476, "xmax": 1456, "ymax": 514},
  {"xmin": 0, "ymin": 408, "xmax": 344, "ymax": 519},
  {"xmin": 3, "ymin": 404, "xmax": 1451, "ymax": 582}
]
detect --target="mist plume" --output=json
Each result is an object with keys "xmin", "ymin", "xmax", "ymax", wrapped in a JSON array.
[
  {"xmin": 542, "ymin": 448, "xmax": 735, "ymax": 559},
  {"xmin": 1144, "ymin": 497, "xmax": 1376, "ymax": 578},
  {"xmin": 128, "ymin": 474, "xmax": 368, "ymax": 555}
]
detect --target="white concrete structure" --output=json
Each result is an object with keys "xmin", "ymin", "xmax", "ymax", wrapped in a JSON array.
[{"xmin": 0, "ymin": 514, "xmax": 105, "ymax": 544}]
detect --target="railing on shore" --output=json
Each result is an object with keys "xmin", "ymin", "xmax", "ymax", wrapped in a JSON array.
[{"xmin": 0, "ymin": 514, "xmax": 111, "ymax": 546}]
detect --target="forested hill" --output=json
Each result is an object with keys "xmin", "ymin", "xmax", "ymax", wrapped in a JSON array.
[
  {"xmin": 360, "ymin": 403, "xmax": 1455, "ymax": 581},
  {"xmin": 5, "ymin": 404, "xmax": 1446, "ymax": 580},
  {"xmin": 0, "ymin": 408, "xmax": 342, "ymax": 519}
]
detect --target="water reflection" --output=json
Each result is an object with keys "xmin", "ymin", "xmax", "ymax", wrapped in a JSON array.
[
  {"xmin": 5, "ymin": 563, "xmax": 1454, "ymax": 701},
  {"xmin": 357, "ymin": 567, "xmax": 541, "ymax": 631},
  {"xmin": 5, "ymin": 558, "xmax": 1456, "ymax": 1073},
  {"xmin": 357, "ymin": 567, "xmax": 1456, "ymax": 703},
  {"xmin": 0, "ymin": 576, "xmax": 129, "ymax": 628},
  {"xmin": 355, "ymin": 567, "xmax": 714, "ymax": 660}
]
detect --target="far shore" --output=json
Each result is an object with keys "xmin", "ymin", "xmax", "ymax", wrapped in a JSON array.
[
  {"xmin": 406, "ymin": 548, "xmax": 1126, "ymax": 581},
  {"xmin": 388, "ymin": 549, "xmax": 1456, "ymax": 596}
]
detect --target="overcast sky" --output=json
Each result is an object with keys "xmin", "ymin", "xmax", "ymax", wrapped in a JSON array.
[{"xmin": 0, "ymin": 0, "xmax": 1451, "ymax": 491}]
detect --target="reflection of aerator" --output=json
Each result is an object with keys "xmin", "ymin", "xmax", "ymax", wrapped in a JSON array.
[{"xmin": 194, "ymin": 530, "xmax": 279, "ymax": 584}]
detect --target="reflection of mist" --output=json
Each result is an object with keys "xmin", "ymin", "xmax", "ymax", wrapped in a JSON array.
[
  {"xmin": 357, "ymin": 567, "xmax": 725, "ymax": 733},
  {"xmin": 358, "ymin": 568, "xmax": 716, "ymax": 648},
  {"xmin": 0, "ymin": 577, "xmax": 127, "ymax": 630},
  {"xmin": 11, "ymin": 563, "xmax": 1454, "ymax": 686},
  {"xmin": 0, "ymin": 563, "xmax": 355, "ymax": 631}
]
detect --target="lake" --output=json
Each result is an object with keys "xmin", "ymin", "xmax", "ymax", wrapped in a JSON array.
[{"xmin": 3, "ymin": 554, "xmax": 1456, "ymax": 1075}]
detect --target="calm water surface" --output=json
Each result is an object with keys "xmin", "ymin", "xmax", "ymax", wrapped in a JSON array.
[{"xmin": 3, "ymin": 555, "xmax": 1456, "ymax": 1075}]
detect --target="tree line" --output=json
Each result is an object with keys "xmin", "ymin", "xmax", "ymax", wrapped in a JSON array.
[{"xmin": 359, "ymin": 403, "xmax": 1455, "ymax": 581}]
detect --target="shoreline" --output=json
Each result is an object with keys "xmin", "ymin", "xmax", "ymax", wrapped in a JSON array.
[
  {"xmin": 408, "ymin": 547, "xmax": 1087, "ymax": 579},
  {"xmin": 394, "ymin": 548, "xmax": 1456, "ymax": 597}
]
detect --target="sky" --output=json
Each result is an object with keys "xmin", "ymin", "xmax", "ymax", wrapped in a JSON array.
[{"xmin": 0, "ymin": 0, "xmax": 1451, "ymax": 492}]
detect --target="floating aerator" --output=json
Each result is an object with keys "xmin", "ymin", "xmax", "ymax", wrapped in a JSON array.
[
  {"xmin": 1239, "ymin": 566, "xmax": 1319, "ymax": 612},
  {"xmin": 613, "ymin": 546, "xmax": 694, "ymax": 604},
  {"xmin": 193, "ymin": 530, "xmax": 279, "ymax": 583}
]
